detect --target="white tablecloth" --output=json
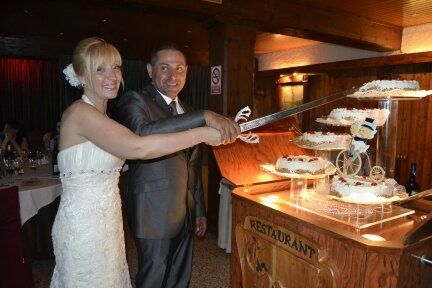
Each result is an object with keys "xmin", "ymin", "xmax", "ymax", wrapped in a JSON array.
[
  {"xmin": 217, "ymin": 180, "xmax": 232, "ymax": 253},
  {"xmin": 0, "ymin": 165, "xmax": 61, "ymax": 225}
]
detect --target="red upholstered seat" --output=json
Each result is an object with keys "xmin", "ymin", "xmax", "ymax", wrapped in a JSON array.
[{"xmin": 0, "ymin": 185, "xmax": 35, "ymax": 288}]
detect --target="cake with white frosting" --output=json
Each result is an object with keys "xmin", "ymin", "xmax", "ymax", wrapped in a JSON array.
[
  {"xmin": 330, "ymin": 175, "xmax": 392, "ymax": 199},
  {"xmin": 358, "ymin": 80, "xmax": 419, "ymax": 92},
  {"xmin": 299, "ymin": 131, "xmax": 351, "ymax": 148},
  {"xmin": 329, "ymin": 108, "xmax": 388, "ymax": 123},
  {"xmin": 349, "ymin": 79, "xmax": 432, "ymax": 98},
  {"xmin": 275, "ymin": 155, "xmax": 327, "ymax": 175},
  {"xmin": 316, "ymin": 107, "xmax": 390, "ymax": 126}
]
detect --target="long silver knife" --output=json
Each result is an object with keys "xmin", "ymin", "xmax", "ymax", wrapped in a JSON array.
[{"xmin": 240, "ymin": 87, "xmax": 357, "ymax": 132}]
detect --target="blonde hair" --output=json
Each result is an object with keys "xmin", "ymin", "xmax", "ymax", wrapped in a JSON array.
[{"xmin": 72, "ymin": 37, "xmax": 123, "ymax": 90}]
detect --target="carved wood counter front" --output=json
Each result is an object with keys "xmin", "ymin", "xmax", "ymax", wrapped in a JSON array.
[
  {"xmin": 231, "ymin": 183, "xmax": 431, "ymax": 288},
  {"xmin": 213, "ymin": 131, "xmax": 432, "ymax": 288}
]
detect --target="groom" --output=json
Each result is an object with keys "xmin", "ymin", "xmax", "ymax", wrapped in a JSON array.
[{"xmin": 117, "ymin": 43, "xmax": 239, "ymax": 287}]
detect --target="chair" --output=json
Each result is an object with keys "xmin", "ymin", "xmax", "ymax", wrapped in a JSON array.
[{"xmin": 0, "ymin": 186, "xmax": 35, "ymax": 288}]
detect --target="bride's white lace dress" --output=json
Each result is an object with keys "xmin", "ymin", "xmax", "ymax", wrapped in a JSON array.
[{"xmin": 50, "ymin": 141, "xmax": 132, "ymax": 287}]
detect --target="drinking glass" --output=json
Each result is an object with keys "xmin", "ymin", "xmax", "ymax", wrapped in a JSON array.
[
  {"xmin": 13, "ymin": 157, "xmax": 24, "ymax": 175},
  {"xmin": 3, "ymin": 157, "xmax": 15, "ymax": 177},
  {"xmin": 28, "ymin": 156, "xmax": 38, "ymax": 175}
]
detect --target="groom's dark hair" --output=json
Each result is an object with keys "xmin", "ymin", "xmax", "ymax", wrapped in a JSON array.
[{"xmin": 149, "ymin": 42, "xmax": 185, "ymax": 66}]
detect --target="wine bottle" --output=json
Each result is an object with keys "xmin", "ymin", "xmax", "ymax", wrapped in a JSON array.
[
  {"xmin": 51, "ymin": 137, "xmax": 59, "ymax": 175},
  {"xmin": 405, "ymin": 163, "xmax": 419, "ymax": 196}
]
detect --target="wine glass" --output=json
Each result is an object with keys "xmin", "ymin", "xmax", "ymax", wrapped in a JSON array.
[
  {"xmin": 12, "ymin": 157, "xmax": 24, "ymax": 175},
  {"xmin": 28, "ymin": 155, "xmax": 38, "ymax": 175},
  {"xmin": 3, "ymin": 157, "xmax": 15, "ymax": 177}
]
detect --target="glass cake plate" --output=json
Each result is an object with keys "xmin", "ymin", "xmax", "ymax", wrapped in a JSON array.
[
  {"xmin": 256, "ymin": 190, "xmax": 415, "ymax": 229},
  {"xmin": 347, "ymin": 89, "xmax": 432, "ymax": 100},
  {"xmin": 329, "ymin": 194, "xmax": 407, "ymax": 205}
]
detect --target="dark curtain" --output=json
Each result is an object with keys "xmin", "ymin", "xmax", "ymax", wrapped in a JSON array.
[
  {"xmin": 1, "ymin": 57, "xmax": 209, "ymax": 132},
  {"xmin": 0, "ymin": 58, "xmax": 59, "ymax": 131}
]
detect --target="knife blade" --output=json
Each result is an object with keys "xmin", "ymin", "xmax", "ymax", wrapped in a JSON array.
[{"xmin": 239, "ymin": 87, "xmax": 357, "ymax": 132}]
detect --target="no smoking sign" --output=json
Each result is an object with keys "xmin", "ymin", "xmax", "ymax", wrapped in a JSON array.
[{"xmin": 210, "ymin": 65, "xmax": 222, "ymax": 95}]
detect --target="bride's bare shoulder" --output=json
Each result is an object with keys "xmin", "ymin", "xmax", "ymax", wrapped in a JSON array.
[{"xmin": 63, "ymin": 100, "xmax": 95, "ymax": 118}]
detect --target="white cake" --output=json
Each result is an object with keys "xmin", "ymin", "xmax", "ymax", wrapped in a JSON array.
[
  {"xmin": 349, "ymin": 80, "xmax": 432, "ymax": 98},
  {"xmin": 322, "ymin": 107, "xmax": 390, "ymax": 126},
  {"xmin": 330, "ymin": 175, "xmax": 392, "ymax": 199},
  {"xmin": 358, "ymin": 80, "xmax": 419, "ymax": 92},
  {"xmin": 300, "ymin": 131, "xmax": 351, "ymax": 147},
  {"xmin": 275, "ymin": 155, "xmax": 327, "ymax": 175}
]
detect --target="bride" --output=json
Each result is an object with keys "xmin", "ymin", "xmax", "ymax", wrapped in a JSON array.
[{"xmin": 50, "ymin": 37, "xmax": 239, "ymax": 287}]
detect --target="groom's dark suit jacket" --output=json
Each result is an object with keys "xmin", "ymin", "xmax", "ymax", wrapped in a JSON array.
[{"xmin": 116, "ymin": 83, "xmax": 206, "ymax": 239}]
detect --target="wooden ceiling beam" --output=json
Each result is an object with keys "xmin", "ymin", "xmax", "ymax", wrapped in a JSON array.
[
  {"xmin": 257, "ymin": 51, "xmax": 432, "ymax": 76},
  {"xmin": 130, "ymin": 0, "xmax": 402, "ymax": 52}
]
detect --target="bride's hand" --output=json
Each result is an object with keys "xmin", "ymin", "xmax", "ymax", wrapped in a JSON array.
[{"xmin": 203, "ymin": 127, "xmax": 222, "ymax": 146}]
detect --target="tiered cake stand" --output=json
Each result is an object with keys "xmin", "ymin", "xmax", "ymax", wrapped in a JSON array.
[{"xmin": 346, "ymin": 91, "xmax": 432, "ymax": 178}]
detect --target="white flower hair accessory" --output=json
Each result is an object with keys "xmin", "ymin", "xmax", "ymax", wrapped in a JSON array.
[{"xmin": 63, "ymin": 64, "xmax": 81, "ymax": 87}]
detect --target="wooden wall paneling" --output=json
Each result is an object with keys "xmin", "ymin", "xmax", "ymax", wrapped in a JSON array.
[
  {"xmin": 301, "ymin": 77, "xmax": 311, "ymax": 131},
  {"xmin": 409, "ymin": 66, "xmax": 421, "ymax": 176},
  {"xmin": 405, "ymin": 66, "xmax": 420, "ymax": 185},
  {"xmin": 309, "ymin": 74, "xmax": 323, "ymax": 130},
  {"xmin": 225, "ymin": 24, "xmax": 256, "ymax": 117},
  {"xmin": 423, "ymin": 73, "xmax": 432, "ymax": 189},
  {"xmin": 302, "ymin": 74, "xmax": 316, "ymax": 131},
  {"xmin": 254, "ymin": 74, "xmax": 278, "ymax": 117},
  {"xmin": 207, "ymin": 23, "xmax": 225, "ymax": 115},
  {"xmin": 398, "ymin": 98, "xmax": 410, "ymax": 185},
  {"xmin": 412, "ymin": 64, "xmax": 431, "ymax": 188},
  {"xmin": 393, "ymin": 66, "xmax": 411, "ymax": 184}
]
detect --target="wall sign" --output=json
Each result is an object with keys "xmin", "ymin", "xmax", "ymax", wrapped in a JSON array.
[{"xmin": 211, "ymin": 65, "xmax": 222, "ymax": 95}]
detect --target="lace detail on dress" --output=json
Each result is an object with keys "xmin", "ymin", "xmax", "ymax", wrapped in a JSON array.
[{"xmin": 50, "ymin": 140, "xmax": 131, "ymax": 287}]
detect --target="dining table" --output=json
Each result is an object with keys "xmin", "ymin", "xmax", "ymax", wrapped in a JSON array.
[{"xmin": 0, "ymin": 163, "xmax": 62, "ymax": 259}]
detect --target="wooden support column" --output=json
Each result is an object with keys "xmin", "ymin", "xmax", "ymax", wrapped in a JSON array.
[
  {"xmin": 207, "ymin": 22, "xmax": 256, "ymax": 116},
  {"xmin": 206, "ymin": 21, "xmax": 256, "ymax": 232}
]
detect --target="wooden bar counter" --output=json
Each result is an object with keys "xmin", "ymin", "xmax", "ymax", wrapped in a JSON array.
[{"xmin": 213, "ymin": 131, "xmax": 432, "ymax": 288}]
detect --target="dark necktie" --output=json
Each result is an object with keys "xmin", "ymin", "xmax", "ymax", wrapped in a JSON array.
[{"xmin": 169, "ymin": 100, "xmax": 178, "ymax": 115}]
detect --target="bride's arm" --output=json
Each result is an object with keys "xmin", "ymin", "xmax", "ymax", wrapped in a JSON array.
[{"xmin": 60, "ymin": 101, "xmax": 223, "ymax": 160}]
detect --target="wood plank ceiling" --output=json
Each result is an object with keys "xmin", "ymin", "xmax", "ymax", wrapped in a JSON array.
[
  {"xmin": 2, "ymin": 0, "xmax": 432, "ymax": 63},
  {"xmin": 304, "ymin": 0, "xmax": 432, "ymax": 27},
  {"xmin": 256, "ymin": 0, "xmax": 432, "ymax": 53}
]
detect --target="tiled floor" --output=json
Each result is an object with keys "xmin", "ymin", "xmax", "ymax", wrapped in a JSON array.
[{"xmin": 33, "ymin": 230, "xmax": 230, "ymax": 288}]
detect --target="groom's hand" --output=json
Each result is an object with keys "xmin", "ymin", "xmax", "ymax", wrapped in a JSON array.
[
  {"xmin": 203, "ymin": 110, "xmax": 240, "ymax": 144},
  {"xmin": 195, "ymin": 217, "xmax": 207, "ymax": 237}
]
